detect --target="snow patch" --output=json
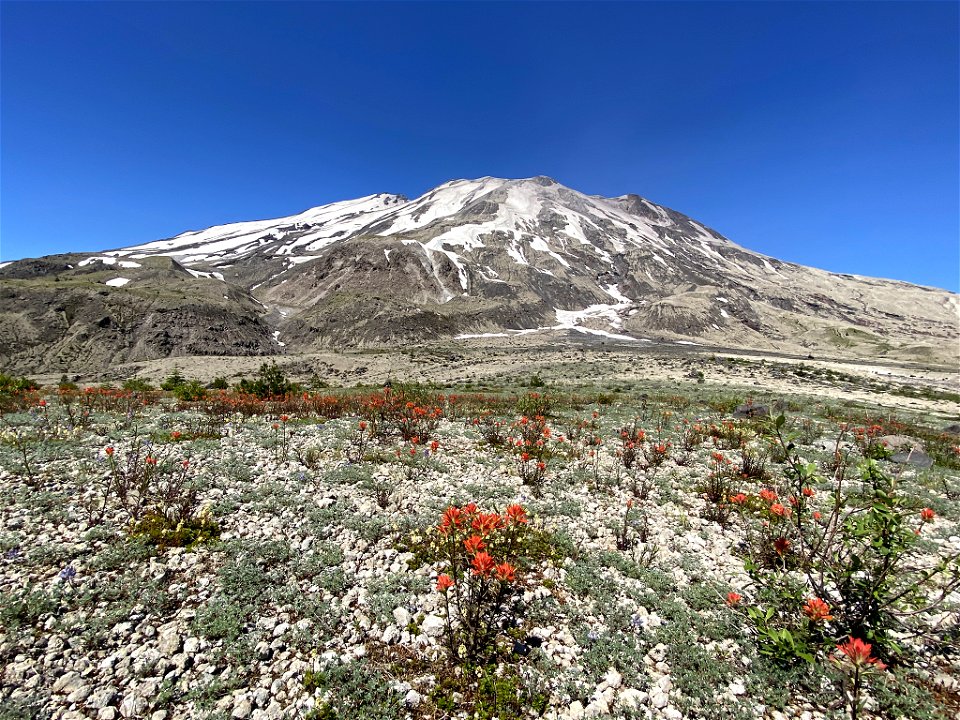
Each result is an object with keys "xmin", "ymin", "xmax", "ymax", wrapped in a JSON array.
[
  {"xmin": 79, "ymin": 256, "xmax": 142, "ymax": 268},
  {"xmin": 105, "ymin": 277, "xmax": 131, "ymax": 287},
  {"xmin": 603, "ymin": 284, "xmax": 631, "ymax": 304},
  {"xmin": 286, "ymin": 256, "xmax": 320, "ymax": 266},
  {"xmin": 186, "ymin": 269, "xmax": 225, "ymax": 281}
]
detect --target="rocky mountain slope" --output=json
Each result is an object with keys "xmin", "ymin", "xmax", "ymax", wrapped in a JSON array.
[{"xmin": 1, "ymin": 177, "xmax": 957, "ymax": 372}]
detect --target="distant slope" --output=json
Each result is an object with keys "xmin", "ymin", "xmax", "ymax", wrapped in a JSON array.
[{"xmin": 1, "ymin": 176, "xmax": 956, "ymax": 372}]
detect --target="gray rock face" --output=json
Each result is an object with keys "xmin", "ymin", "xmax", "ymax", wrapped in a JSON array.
[
  {"xmin": 890, "ymin": 449, "xmax": 935, "ymax": 468},
  {"xmin": 2, "ymin": 176, "xmax": 956, "ymax": 370}
]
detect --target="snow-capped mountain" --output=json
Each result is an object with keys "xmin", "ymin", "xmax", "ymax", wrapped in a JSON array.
[{"xmin": 1, "ymin": 176, "xmax": 957, "ymax": 371}]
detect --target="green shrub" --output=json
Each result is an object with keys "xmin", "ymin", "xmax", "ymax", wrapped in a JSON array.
[
  {"xmin": 160, "ymin": 369, "xmax": 186, "ymax": 391},
  {"xmin": 236, "ymin": 362, "xmax": 299, "ymax": 398},
  {"xmin": 173, "ymin": 379, "xmax": 207, "ymax": 402}
]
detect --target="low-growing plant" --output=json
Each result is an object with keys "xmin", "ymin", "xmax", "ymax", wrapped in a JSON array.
[
  {"xmin": 90, "ymin": 439, "xmax": 218, "ymax": 547},
  {"xmin": 303, "ymin": 662, "xmax": 404, "ymax": 720}
]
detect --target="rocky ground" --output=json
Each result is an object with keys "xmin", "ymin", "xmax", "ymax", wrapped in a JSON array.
[
  {"xmin": 41, "ymin": 337, "xmax": 960, "ymax": 417},
  {"xmin": 1, "ymin": 366, "xmax": 958, "ymax": 720}
]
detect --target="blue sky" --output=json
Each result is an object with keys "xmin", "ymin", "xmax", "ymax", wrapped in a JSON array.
[{"xmin": 2, "ymin": 1, "xmax": 958, "ymax": 291}]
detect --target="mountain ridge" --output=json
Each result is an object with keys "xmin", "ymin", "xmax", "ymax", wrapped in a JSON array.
[{"xmin": 1, "ymin": 176, "xmax": 957, "ymax": 373}]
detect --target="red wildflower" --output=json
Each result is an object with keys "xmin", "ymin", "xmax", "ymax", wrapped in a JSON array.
[
  {"xmin": 145, "ymin": 456, "xmax": 157, "ymax": 466},
  {"xmin": 835, "ymin": 637, "xmax": 887, "ymax": 670},
  {"xmin": 495, "ymin": 562, "xmax": 517, "ymax": 582},
  {"xmin": 802, "ymin": 487, "xmax": 815, "ymax": 497},
  {"xmin": 471, "ymin": 551, "xmax": 496, "ymax": 577},
  {"xmin": 436, "ymin": 574, "xmax": 455, "ymax": 592},
  {"xmin": 272, "ymin": 423, "xmax": 279, "ymax": 430},
  {"xmin": 280, "ymin": 415, "xmax": 289, "ymax": 423},
  {"xmin": 430, "ymin": 440, "xmax": 440, "ymax": 453},
  {"xmin": 759, "ymin": 488, "xmax": 778, "ymax": 503},
  {"xmin": 38, "ymin": 399, "xmax": 46, "ymax": 407},
  {"xmin": 438, "ymin": 508, "xmax": 462, "ymax": 535},
  {"xmin": 921, "ymin": 508, "xmax": 935, "ymax": 522},
  {"xmin": 358, "ymin": 420, "xmax": 367, "ymax": 431},
  {"xmin": 182, "ymin": 460, "xmax": 190, "ymax": 470},
  {"xmin": 105, "ymin": 446, "xmax": 115, "ymax": 456},
  {"xmin": 813, "ymin": 511, "xmax": 822, "ymax": 520},
  {"xmin": 463, "ymin": 535, "xmax": 486, "ymax": 555},
  {"xmin": 472, "ymin": 512, "xmax": 503, "ymax": 535},
  {"xmin": 712, "ymin": 452, "xmax": 725, "ymax": 463},
  {"xmin": 773, "ymin": 537, "xmax": 791, "ymax": 555},
  {"xmin": 730, "ymin": 493, "xmax": 748, "ymax": 505},
  {"xmin": 769, "ymin": 503, "xmax": 791, "ymax": 518},
  {"xmin": 726, "ymin": 592, "xmax": 742, "ymax": 606},
  {"xmin": 536, "ymin": 461, "xmax": 546, "ymax": 471},
  {"xmin": 505, "ymin": 504, "xmax": 528, "ymax": 525},
  {"xmin": 521, "ymin": 452, "xmax": 530, "ymax": 462},
  {"xmin": 463, "ymin": 502, "xmax": 478, "ymax": 516},
  {"xmin": 803, "ymin": 598, "xmax": 834, "ymax": 622}
]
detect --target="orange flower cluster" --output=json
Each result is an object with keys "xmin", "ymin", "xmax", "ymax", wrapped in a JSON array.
[
  {"xmin": 435, "ymin": 503, "xmax": 527, "ymax": 587},
  {"xmin": 835, "ymin": 637, "xmax": 887, "ymax": 671},
  {"xmin": 802, "ymin": 597, "xmax": 834, "ymax": 622}
]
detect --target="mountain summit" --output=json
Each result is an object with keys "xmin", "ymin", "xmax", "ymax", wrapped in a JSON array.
[{"xmin": 1, "ymin": 177, "xmax": 957, "ymax": 371}]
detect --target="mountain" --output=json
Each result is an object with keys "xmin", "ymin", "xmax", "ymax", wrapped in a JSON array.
[{"xmin": 1, "ymin": 176, "xmax": 957, "ymax": 373}]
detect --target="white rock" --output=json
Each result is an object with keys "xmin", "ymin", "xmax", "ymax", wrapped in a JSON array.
[
  {"xmin": 393, "ymin": 607, "xmax": 411, "ymax": 627},
  {"xmin": 232, "ymin": 698, "xmax": 252, "ymax": 718},
  {"xmin": 603, "ymin": 667, "xmax": 622, "ymax": 689},
  {"xmin": 157, "ymin": 631, "xmax": 181, "ymax": 655},
  {"xmin": 618, "ymin": 688, "xmax": 647, "ymax": 709},
  {"xmin": 382, "ymin": 625, "xmax": 398, "ymax": 644},
  {"xmin": 420, "ymin": 614, "xmax": 445, "ymax": 637},
  {"xmin": 52, "ymin": 671, "xmax": 84, "ymax": 694},
  {"xmin": 273, "ymin": 622, "xmax": 290, "ymax": 638}
]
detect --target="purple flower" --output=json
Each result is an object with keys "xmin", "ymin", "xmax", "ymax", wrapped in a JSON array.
[
  {"xmin": 58, "ymin": 565, "xmax": 77, "ymax": 582},
  {"xmin": 4, "ymin": 547, "xmax": 20, "ymax": 560}
]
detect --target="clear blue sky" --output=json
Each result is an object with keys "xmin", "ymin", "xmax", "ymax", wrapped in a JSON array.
[{"xmin": 2, "ymin": 1, "xmax": 958, "ymax": 291}]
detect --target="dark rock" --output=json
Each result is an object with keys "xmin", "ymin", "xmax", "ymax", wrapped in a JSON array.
[
  {"xmin": 733, "ymin": 403, "xmax": 769, "ymax": 419},
  {"xmin": 890, "ymin": 449, "xmax": 934, "ymax": 468},
  {"xmin": 943, "ymin": 424, "xmax": 960, "ymax": 436},
  {"xmin": 512, "ymin": 641, "xmax": 530, "ymax": 657}
]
